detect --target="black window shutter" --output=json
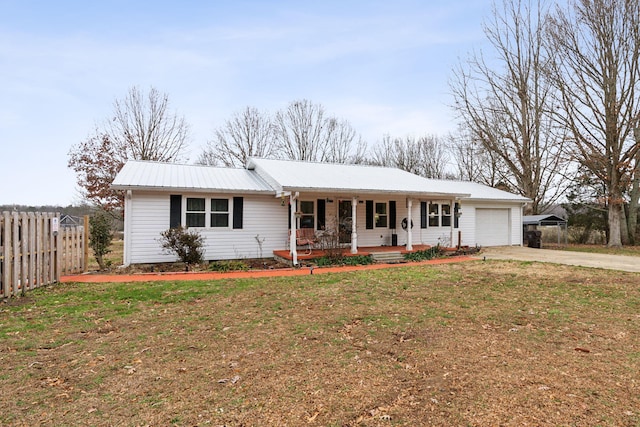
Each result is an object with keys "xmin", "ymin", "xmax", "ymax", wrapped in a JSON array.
[
  {"xmin": 288, "ymin": 203, "xmax": 291, "ymax": 229},
  {"xmin": 366, "ymin": 200, "xmax": 374, "ymax": 229},
  {"xmin": 389, "ymin": 201, "xmax": 396, "ymax": 229},
  {"xmin": 317, "ymin": 199, "xmax": 326, "ymax": 230},
  {"xmin": 170, "ymin": 195, "xmax": 182, "ymax": 228},
  {"xmin": 233, "ymin": 197, "xmax": 243, "ymax": 229},
  {"xmin": 454, "ymin": 202, "xmax": 460, "ymax": 229},
  {"xmin": 420, "ymin": 202, "xmax": 427, "ymax": 229}
]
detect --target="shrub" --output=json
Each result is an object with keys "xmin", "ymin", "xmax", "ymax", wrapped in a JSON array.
[
  {"xmin": 208, "ymin": 260, "xmax": 249, "ymax": 272},
  {"xmin": 159, "ymin": 227, "xmax": 204, "ymax": 269},
  {"xmin": 404, "ymin": 246, "xmax": 443, "ymax": 262},
  {"xmin": 313, "ymin": 254, "xmax": 373, "ymax": 267},
  {"xmin": 89, "ymin": 210, "xmax": 113, "ymax": 270}
]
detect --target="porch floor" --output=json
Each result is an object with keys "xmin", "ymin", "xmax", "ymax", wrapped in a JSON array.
[{"xmin": 273, "ymin": 244, "xmax": 432, "ymax": 262}]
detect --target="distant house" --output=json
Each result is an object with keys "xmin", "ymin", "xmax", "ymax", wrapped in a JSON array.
[
  {"xmin": 112, "ymin": 158, "xmax": 530, "ymax": 266},
  {"xmin": 60, "ymin": 214, "xmax": 82, "ymax": 228}
]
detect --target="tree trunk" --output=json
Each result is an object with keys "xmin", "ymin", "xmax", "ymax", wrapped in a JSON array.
[
  {"xmin": 620, "ymin": 204, "xmax": 629, "ymax": 246},
  {"xmin": 608, "ymin": 196, "xmax": 623, "ymax": 247},
  {"xmin": 628, "ymin": 130, "xmax": 640, "ymax": 245},
  {"xmin": 630, "ymin": 177, "xmax": 640, "ymax": 245}
]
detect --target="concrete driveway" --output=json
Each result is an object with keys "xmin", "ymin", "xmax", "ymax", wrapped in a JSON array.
[{"xmin": 481, "ymin": 246, "xmax": 640, "ymax": 273}]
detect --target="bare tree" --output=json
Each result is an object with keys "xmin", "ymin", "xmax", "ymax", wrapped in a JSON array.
[
  {"xmin": 546, "ymin": 0, "xmax": 640, "ymax": 246},
  {"xmin": 274, "ymin": 99, "xmax": 327, "ymax": 161},
  {"xmin": 448, "ymin": 128, "xmax": 506, "ymax": 185},
  {"xmin": 322, "ymin": 118, "xmax": 368, "ymax": 164},
  {"xmin": 370, "ymin": 134, "xmax": 451, "ymax": 179},
  {"xmin": 628, "ymin": 128, "xmax": 640, "ymax": 243},
  {"xmin": 109, "ymin": 86, "xmax": 190, "ymax": 162},
  {"xmin": 273, "ymin": 99, "xmax": 366, "ymax": 163},
  {"xmin": 197, "ymin": 106, "xmax": 274, "ymax": 167},
  {"xmin": 421, "ymin": 134, "xmax": 452, "ymax": 179},
  {"xmin": 68, "ymin": 86, "xmax": 190, "ymax": 210},
  {"xmin": 451, "ymin": 0, "xmax": 568, "ymax": 214}
]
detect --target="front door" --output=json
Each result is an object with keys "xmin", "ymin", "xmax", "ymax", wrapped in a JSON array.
[{"xmin": 338, "ymin": 200, "xmax": 352, "ymax": 244}]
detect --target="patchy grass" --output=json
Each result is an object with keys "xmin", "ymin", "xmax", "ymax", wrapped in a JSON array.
[
  {"xmin": 3, "ymin": 260, "xmax": 639, "ymax": 426},
  {"xmin": 87, "ymin": 239, "xmax": 124, "ymax": 271}
]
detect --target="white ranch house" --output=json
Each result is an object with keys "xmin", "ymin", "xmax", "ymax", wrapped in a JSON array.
[{"xmin": 112, "ymin": 158, "xmax": 530, "ymax": 266}]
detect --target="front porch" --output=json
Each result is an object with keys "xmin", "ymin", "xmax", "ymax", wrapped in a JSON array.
[{"xmin": 273, "ymin": 244, "xmax": 432, "ymax": 262}]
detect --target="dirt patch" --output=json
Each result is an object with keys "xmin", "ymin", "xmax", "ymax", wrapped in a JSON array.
[
  {"xmin": 91, "ymin": 257, "xmax": 292, "ymax": 275},
  {"xmin": 2, "ymin": 261, "xmax": 639, "ymax": 426}
]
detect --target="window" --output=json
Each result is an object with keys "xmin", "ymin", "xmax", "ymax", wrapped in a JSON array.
[
  {"xmin": 428, "ymin": 203, "xmax": 439, "ymax": 227},
  {"xmin": 442, "ymin": 204, "xmax": 452, "ymax": 227},
  {"xmin": 186, "ymin": 197, "xmax": 205, "ymax": 227},
  {"xmin": 211, "ymin": 198, "xmax": 229, "ymax": 227},
  {"xmin": 299, "ymin": 201, "xmax": 315, "ymax": 228},
  {"xmin": 375, "ymin": 202, "xmax": 388, "ymax": 228}
]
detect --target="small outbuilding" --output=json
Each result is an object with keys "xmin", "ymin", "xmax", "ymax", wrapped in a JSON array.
[{"xmin": 523, "ymin": 214, "xmax": 568, "ymax": 246}]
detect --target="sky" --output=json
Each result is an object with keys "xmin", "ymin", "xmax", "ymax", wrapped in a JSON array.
[{"xmin": 0, "ymin": 0, "xmax": 494, "ymax": 206}]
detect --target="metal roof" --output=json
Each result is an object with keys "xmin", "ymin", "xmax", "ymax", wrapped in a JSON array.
[
  {"xmin": 247, "ymin": 158, "xmax": 470, "ymax": 198},
  {"xmin": 112, "ymin": 158, "xmax": 531, "ymax": 202},
  {"xmin": 433, "ymin": 180, "xmax": 532, "ymax": 202},
  {"xmin": 112, "ymin": 160, "xmax": 275, "ymax": 193},
  {"xmin": 247, "ymin": 158, "xmax": 530, "ymax": 201},
  {"xmin": 523, "ymin": 214, "xmax": 567, "ymax": 226}
]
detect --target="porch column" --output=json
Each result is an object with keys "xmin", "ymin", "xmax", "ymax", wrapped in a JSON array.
[
  {"xmin": 406, "ymin": 198, "xmax": 413, "ymax": 251},
  {"xmin": 450, "ymin": 198, "xmax": 455, "ymax": 247},
  {"xmin": 351, "ymin": 196, "xmax": 358, "ymax": 254},
  {"xmin": 289, "ymin": 193, "xmax": 298, "ymax": 265}
]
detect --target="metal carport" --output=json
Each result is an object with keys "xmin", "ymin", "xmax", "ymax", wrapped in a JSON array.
[{"xmin": 523, "ymin": 214, "xmax": 568, "ymax": 245}]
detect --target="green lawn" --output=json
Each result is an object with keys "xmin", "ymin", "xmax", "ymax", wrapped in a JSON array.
[{"xmin": 1, "ymin": 260, "xmax": 639, "ymax": 426}]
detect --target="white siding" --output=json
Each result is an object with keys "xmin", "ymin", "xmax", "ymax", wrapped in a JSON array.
[
  {"xmin": 126, "ymin": 191, "xmax": 289, "ymax": 264},
  {"xmin": 129, "ymin": 193, "xmax": 174, "ymax": 263},
  {"xmin": 510, "ymin": 205, "xmax": 523, "ymax": 246},
  {"xmin": 456, "ymin": 204, "xmax": 476, "ymax": 247},
  {"xmin": 123, "ymin": 191, "xmax": 525, "ymax": 264},
  {"xmin": 417, "ymin": 200, "xmax": 458, "ymax": 247}
]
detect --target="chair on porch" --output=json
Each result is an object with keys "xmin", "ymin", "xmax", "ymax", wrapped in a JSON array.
[{"xmin": 289, "ymin": 228, "xmax": 318, "ymax": 255}]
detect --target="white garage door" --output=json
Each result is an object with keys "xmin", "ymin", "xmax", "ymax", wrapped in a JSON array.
[{"xmin": 475, "ymin": 208, "xmax": 510, "ymax": 246}]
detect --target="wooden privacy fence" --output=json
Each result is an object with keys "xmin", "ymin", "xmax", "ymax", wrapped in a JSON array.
[{"xmin": 0, "ymin": 212, "xmax": 88, "ymax": 298}]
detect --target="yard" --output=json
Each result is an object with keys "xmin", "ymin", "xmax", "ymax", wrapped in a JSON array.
[{"xmin": 1, "ymin": 260, "xmax": 639, "ymax": 426}]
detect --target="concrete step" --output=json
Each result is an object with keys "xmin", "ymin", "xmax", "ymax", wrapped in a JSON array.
[{"xmin": 370, "ymin": 251, "xmax": 405, "ymax": 263}]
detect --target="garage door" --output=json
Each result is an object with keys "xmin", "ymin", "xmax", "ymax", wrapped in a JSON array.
[{"xmin": 475, "ymin": 208, "xmax": 510, "ymax": 246}]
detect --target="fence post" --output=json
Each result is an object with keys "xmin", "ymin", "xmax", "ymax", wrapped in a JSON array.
[
  {"xmin": 20, "ymin": 213, "xmax": 29, "ymax": 295},
  {"xmin": 83, "ymin": 215, "xmax": 89, "ymax": 272},
  {"xmin": 2, "ymin": 212, "xmax": 10, "ymax": 298},
  {"xmin": 12, "ymin": 212, "xmax": 19, "ymax": 296},
  {"xmin": 28, "ymin": 212, "xmax": 36, "ymax": 291},
  {"xmin": 55, "ymin": 213, "xmax": 61, "ymax": 283},
  {"xmin": 36, "ymin": 213, "xmax": 42, "ymax": 288}
]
